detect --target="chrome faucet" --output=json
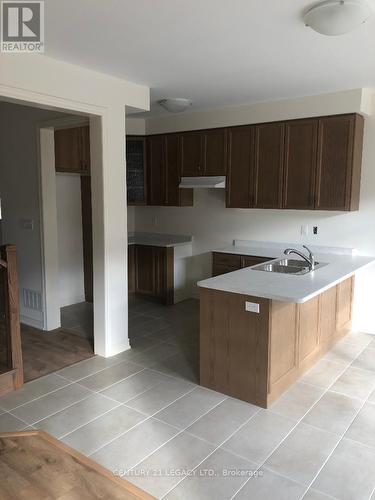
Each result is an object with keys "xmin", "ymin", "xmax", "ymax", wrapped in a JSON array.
[{"xmin": 284, "ymin": 245, "xmax": 315, "ymax": 270}]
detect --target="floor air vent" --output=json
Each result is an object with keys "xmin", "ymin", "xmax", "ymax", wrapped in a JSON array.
[{"xmin": 22, "ymin": 289, "xmax": 43, "ymax": 312}]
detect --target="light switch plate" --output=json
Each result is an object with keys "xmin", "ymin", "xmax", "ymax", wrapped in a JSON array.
[
  {"xmin": 20, "ymin": 218, "xmax": 34, "ymax": 230},
  {"xmin": 245, "ymin": 301, "xmax": 260, "ymax": 313}
]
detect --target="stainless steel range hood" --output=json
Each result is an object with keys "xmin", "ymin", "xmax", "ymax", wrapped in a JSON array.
[{"xmin": 179, "ymin": 176, "xmax": 226, "ymax": 189}]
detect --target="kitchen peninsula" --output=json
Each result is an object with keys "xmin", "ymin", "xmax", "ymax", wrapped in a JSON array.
[{"xmin": 198, "ymin": 242, "xmax": 374, "ymax": 408}]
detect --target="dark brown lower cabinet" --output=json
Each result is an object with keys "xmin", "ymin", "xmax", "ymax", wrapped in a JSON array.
[
  {"xmin": 200, "ymin": 277, "xmax": 354, "ymax": 408},
  {"xmin": 212, "ymin": 252, "xmax": 273, "ymax": 277},
  {"xmin": 130, "ymin": 245, "xmax": 174, "ymax": 305},
  {"xmin": 128, "ymin": 245, "xmax": 135, "ymax": 293}
]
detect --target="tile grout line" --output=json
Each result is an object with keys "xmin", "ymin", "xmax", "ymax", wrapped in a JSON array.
[
  {"xmin": 0, "ymin": 379, "xmax": 76, "ymax": 412},
  {"xmin": 55, "ymin": 360, "xmax": 146, "ymax": 385},
  {"xmin": 58, "ymin": 376, "xmax": 198, "ymax": 441},
  {"xmin": 159, "ymin": 407, "xmax": 264, "ymax": 499},
  {"xmin": 57, "ymin": 379, "xmax": 195, "ymax": 442},
  {"xmin": 126, "ymin": 397, "xmax": 237, "ymax": 474},
  {"xmin": 56, "ymin": 401, "xmax": 125, "ymax": 440},
  {"xmin": 227, "ymin": 352, "xmax": 359, "ymax": 500},
  {"xmin": 124, "ymin": 404, "xmax": 261, "ymax": 499},
  {"xmin": 10, "ymin": 390, "xmax": 98, "ymax": 428},
  {"xmin": 0, "ymin": 408, "xmax": 34, "ymax": 429},
  {"xmin": 87, "ymin": 384, "xmax": 199, "ymax": 457},
  {"xmin": 298, "ymin": 394, "xmax": 370, "ymax": 500}
]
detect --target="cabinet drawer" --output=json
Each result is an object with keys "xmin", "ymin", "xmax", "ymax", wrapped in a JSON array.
[
  {"xmin": 213, "ymin": 252, "xmax": 242, "ymax": 269},
  {"xmin": 212, "ymin": 264, "xmax": 241, "ymax": 277},
  {"xmin": 242, "ymin": 256, "xmax": 273, "ymax": 268}
]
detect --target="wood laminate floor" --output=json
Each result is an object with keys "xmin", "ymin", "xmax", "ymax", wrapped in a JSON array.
[
  {"xmin": 0, "ymin": 431, "xmax": 154, "ymax": 499},
  {"xmin": 21, "ymin": 324, "xmax": 94, "ymax": 382}
]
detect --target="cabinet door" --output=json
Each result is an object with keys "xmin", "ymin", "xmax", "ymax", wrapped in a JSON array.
[
  {"xmin": 153, "ymin": 247, "xmax": 167, "ymax": 299},
  {"xmin": 203, "ymin": 128, "xmax": 227, "ymax": 175},
  {"xmin": 128, "ymin": 245, "xmax": 136, "ymax": 293},
  {"xmin": 254, "ymin": 123, "xmax": 284, "ymax": 208},
  {"xmin": 319, "ymin": 286, "xmax": 337, "ymax": 346},
  {"xmin": 242, "ymin": 256, "xmax": 273, "ymax": 268},
  {"xmin": 315, "ymin": 115, "xmax": 355, "ymax": 210},
  {"xmin": 165, "ymin": 134, "xmax": 182, "ymax": 207},
  {"xmin": 135, "ymin": 245, "xmax": 155, "ymax": 295},
  {"xmin": 79, "ymin": 126, "xmax": 91, "ymax": 174},
  {"xmin": 212, "ymin": 252, "xmax": 242, "ymax": 276},
  {"xmin": 226, "ymin": 126, "xmax": 255, "ymax": 208},
  {"xmin": 54, "ymin": 128, "xmax": 82, "ymax": 172},
  {"xmin": 146, "ymin": 136, "xmax": 166, "ymax": 206},
  {"xmin": 180, "ymin": 131, "xmax": 203, "ymax": 176},
  {"xmin": 283, "ymin": 119, "xmax": 318, "ymax": 209},
  {"xmin": 336, "ymin": 277, "xmax": 353, "ymax": 330},
  {"xmin": 126, "ymin": 137, "xmax": 146, "ymax": 205}
]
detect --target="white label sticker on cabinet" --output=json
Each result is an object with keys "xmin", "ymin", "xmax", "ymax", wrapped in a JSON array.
[{"xmin": 245, "ymin": 301, "xmax": 260, "ymax": 313}]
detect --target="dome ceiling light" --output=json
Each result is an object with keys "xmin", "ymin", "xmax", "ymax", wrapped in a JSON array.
[
  {"xmin": 158, "ymin": 98, "xmax": 192, "ymax": 113},
  {"xmin": 304, "ymin": 0, "xmax": 372, "ymax": 35}
]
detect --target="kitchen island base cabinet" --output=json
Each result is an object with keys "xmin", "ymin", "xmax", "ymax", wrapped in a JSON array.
[{"xmin": 200, "ymin": 277, "xmax": 354, "ymax": 408}]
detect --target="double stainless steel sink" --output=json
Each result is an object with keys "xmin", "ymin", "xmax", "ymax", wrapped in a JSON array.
[{"xmin": 252, "ymin": 258, "xmax": 328, "ymax": 276}]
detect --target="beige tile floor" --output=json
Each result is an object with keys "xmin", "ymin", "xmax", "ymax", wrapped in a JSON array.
[{"xmin": 1, "ymin": 296, "xmax": 375, "ymax": 499}]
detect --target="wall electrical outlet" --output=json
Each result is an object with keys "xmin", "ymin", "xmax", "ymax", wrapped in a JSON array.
[
  {"xmin": 300, "ymin": 225, "xmax": 309, "ymax": 237},
  {"xmin": 152, "ymin": 216, "xmax": 158, "ymax": 228},
  {"xmin": 313, "ymin": 226, "xmax": 318, "ymax": 235},
  {"xmin": 245, "ymin": 301, "xmax": 260, "ymax": 313}
]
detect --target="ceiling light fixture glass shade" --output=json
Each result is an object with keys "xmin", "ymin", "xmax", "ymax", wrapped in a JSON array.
[
  {"xmin": 304, "ymin": 0, "xmax": 372, "ymax": 35},
  {"xmin": 158, "ymin": 98, "xmax": 192, "ymax": 113}
]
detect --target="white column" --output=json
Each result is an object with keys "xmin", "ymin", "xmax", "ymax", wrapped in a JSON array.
[
  {"xmin": 39, "ymin": 127, "xmax": 61, "ymax": 331},
  {"xmin": 90, "ymin": 107, "xmax": 129, "ymax": 357}
]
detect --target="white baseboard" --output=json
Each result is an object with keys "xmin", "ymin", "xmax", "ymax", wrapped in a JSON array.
[
  {"xmin": 20, "ymin": 315, "xmax": 44, "ymax": 330},
  {"xmin": 96, "ymin": 340, "xmax": 131, "ymax": 358}
]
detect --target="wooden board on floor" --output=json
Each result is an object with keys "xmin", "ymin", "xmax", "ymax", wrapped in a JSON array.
[
  {"xmin": 0, "ymin": 430, "xmax": 155, "ymax": 500},
  {"xmin": 20, "ymin": 325, "xmax": 94, "ymax": 382}
]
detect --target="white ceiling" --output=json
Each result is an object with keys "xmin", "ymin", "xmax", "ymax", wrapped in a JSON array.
[{"xmin": 45, "ymin": 0, "xmax": 375, "ymax": 116}]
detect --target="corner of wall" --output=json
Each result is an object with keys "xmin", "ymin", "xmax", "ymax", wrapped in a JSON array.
[{"xmin": 360, "ymin": 88, "xmax": 375, "ymax": 116}]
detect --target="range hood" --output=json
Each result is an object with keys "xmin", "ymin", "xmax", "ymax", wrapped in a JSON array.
[{"xmin": 179, "ymin": 176, "xmax": 226, "ymax": 189}]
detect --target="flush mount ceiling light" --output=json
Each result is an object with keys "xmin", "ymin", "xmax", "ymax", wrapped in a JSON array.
[
  {"xmin": 158, "ymin": 98, "xmax": 192, "ymax": 113},
  {"xmin": 304, "ymin": 0, "xmax": 372, "ymax": 35}
]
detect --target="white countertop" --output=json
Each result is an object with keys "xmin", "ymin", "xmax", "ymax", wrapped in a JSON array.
[
  {"xmin": 199, "ymin": 244, "xmax": 375, "ymax": 303},
  {"xmin": 128, "ymin": 232, "xmax": 193, "ymax": 248}
]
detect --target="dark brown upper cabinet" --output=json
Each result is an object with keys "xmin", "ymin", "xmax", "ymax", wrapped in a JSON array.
[
  {"xmin": 126, "ymin": 136, "xmax": 146, "ymax": 206},
  {"xmin": 254, "ymin": 122, "xmax": 285, "ymax": 209},
  {"xmin": 165, "ymin": 134, "xmax": 193, "ymax": 206},
  {"xmin": 55, "ymin": 125, "xmax": 90, "ymax": 175},
  {"xmin": 283, "ymin": 119, "xmax": 318, "ymax": 210},
  {"xmin": 146, "ymin": 135, "xmax": 166, "ymax": 206},
  {"xmin": 180, "ymin": 131, "xmax": 203, "ymax": 176},
  {"xmin": 226, "ymin": 126, "xmax": 255, "ymax": 208},
  {"xmin": 146, "ymin": 135, "xmax": 193, "ymax": 207},
  {"xmin": 180, "ymin": 128, "xmax": 227, "ymax": 177},
  {"xmin": 134, "ymin": 112, "xmax": 364, "ymax": 212},
  {"xmin": 315, "ymin": 114, "xmax": 364, "ymax": 211},
  {"xmin": 203, "ymin": 128, "xmax": 227, "ymax": 176}
]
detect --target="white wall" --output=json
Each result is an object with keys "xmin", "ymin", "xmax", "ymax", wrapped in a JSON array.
[
  {"xmin": 56, "ymin": 175, "xmax": 85, "ymax": 307},
  {"xmin": 0, "ymin": 102, "xmax": 70, "ymax": 328},
  {"xmin": 0, "ymin": 52, "xmax": 149, "ymax": 356},
  {"xmin": 134, "ymin": 90, "xmax": 375, "ymax": 334}
]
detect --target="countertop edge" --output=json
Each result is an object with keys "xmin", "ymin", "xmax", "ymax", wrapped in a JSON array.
[{"xmin": 197, "ymin": 258, "xmax": 375, "ymax": 303}]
